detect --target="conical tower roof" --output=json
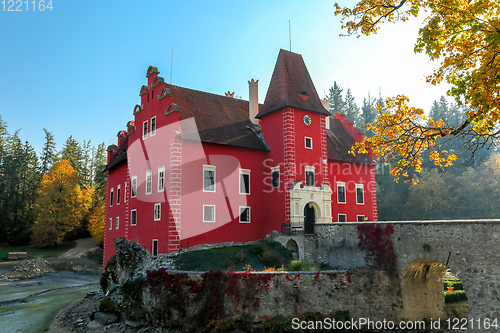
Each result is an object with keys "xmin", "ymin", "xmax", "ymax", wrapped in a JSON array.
[{"xmin": 256, "ymin": 49, "xmax": 330, "ymax": 119}]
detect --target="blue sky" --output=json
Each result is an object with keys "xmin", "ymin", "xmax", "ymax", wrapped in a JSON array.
[{"xmin": 0, "ymin": 0, "xmax": 448, "ymax": 153}]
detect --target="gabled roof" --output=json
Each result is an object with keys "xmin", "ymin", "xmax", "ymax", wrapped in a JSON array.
[
  {"xmin": 256, "ymin": 49, "xmax": 330, "ymax": 119},
  {"xmin": 327, "ymin": 119, "xmax": 374, "ymax": 165},
  {"xmin": 167, "ymin": 84, "xmax": 269, "ymax": 151},
  {"xmin": 104, "ymin": 137, "xmax": 128, "ymax": 171}
]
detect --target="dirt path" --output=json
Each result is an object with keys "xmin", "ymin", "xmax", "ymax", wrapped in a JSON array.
[{"xmin": 59, "ymin": 238, "xmax": 97, "ymax": 259}]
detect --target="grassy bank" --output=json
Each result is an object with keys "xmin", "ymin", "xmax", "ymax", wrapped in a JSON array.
[{"xmin": 0, "ymin": 241, "xmax": 75, "ymax": 262}]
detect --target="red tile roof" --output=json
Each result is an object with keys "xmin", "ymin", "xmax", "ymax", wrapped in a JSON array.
[
  {"xmin": 327, "ymin": 118, "xmax": 374, "ymax": 165},
  {"xmin": 167, "ymin": 84, "xmax": 269, "ymax": 151},
  {"xmin": 256, "ymin": 49, "xmax": 330, "ymax": 119}
]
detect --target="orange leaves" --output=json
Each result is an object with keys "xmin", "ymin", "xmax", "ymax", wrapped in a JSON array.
[
  {"xmin": 336, "ymin": 0, "xmax": 500, "ymax": 181},
  {"xmin": 32, "ymin": 160, "xmax": 93, "ymax": 247},
  {"xmin": 350, "ymin": 95, "xmax": 458, "ymax": 182}
]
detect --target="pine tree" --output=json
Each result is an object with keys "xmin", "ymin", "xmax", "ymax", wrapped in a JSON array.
[
  {"xmin": 361, "ymin": 92, "xmax": 377, "ymax": 136},
  {"xmin": 344, "ymin": 88, "xmax": 361, "ymax": 128},
  {"xmin": 60, "ymin": 136, "xmax": 84, "ymax": 181},
  {"xmin": 39, "ymin": 128, "xmax": 56, "ymax": 176},
  {"xmin": 328, "ymin": 82, "xmax": 346, "ymax": 114}
]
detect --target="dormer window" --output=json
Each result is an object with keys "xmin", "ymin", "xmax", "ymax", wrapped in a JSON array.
[{"xmin": 304, "ymin": 166, "xmax": 315, "ymax": 186}]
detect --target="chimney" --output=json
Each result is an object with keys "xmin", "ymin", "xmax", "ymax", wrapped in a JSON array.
[
  {"xmin": 225, "ymin": 91, "xmax": 235, "ymax": 98},
  {"xmin": 322, "ymin": 98, "xmax": 330, "ymax": 130},
  {"xmin": 248, "ymin": 79, "xmax": 259, "ymax": 125}
]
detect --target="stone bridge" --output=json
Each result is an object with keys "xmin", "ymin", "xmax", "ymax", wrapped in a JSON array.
[{"xmin": 276, "ymin": 220, "xmax": 500, "ymax": 330}]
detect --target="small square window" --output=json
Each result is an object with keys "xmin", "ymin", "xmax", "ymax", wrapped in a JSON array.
[
  {"xmin": 143, "ymin": 120, "xmax": 148, "ymax": 139},
  {"xmin": 337, "ymin": 182, "xmax": 346, "ymax": 204},
  {"xmin": 154, "ymin": 203, "xmax": 161, "ymax": 221},
  {"xmin": 116, "ymin": 217, "xmax": 119, "ymax": 229},
  {"xmin": 305, "ymin": 137, "xmax": 313, "ymax": 149},
  {"xmin": 131, "ymin": 209, "xmax": 137, "ymax": 226},
  {"xmin": 356, "ymin": 184, "xmax": 364, "ymax": 205},
  {"xmin": 357, "ymin": 215, "xmax": 365, "ymax": 222},
  {"xmin": 203, "ymin": 205, "xmax": 215, "ymax": 222},
  {"xmin": 239, "ymin": 169, "xmax": 250, "ymax": 195},
  {"xmin": 338, "ymin": 214, "xmax": 347, "ymax": 222},
  {"xmin": 151, "ymin": 116, "xmax": 156, "ymax": 136},
  {"xmin": 239, "ymin": 206, "xmax": 250, "ymax": 223},
  {"xmin": 203, "ymin": 165, "xmax": 216, "ymax": 192},
  {"xmin": 131, "ymin": 176, "xmax": 137, "ymax": 198},
  {"xmin": 271, "ymin": 166, "xmax": 280, "ymax": 188}
]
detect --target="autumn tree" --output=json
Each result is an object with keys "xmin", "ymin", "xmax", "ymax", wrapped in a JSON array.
[
  {"xmin": 32, "ymin": 160, "xmax": 92, "ymax": 247},
  {"xmin": 88, "ymin": 199, "xmax": 105, "ymax": 245},
  {"xmin": 335, "ymin": 0, "xmax": 500, "ymax": 180}
]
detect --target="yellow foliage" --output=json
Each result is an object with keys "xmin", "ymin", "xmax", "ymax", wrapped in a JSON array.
[
  {"xmin": 32, "ymin": 160, "xmax": 93, "ymax": 247},
  {"xmin": 336, "ymin": 0, "xmax": 500, "ymax": 180},
  {"xmin": 88, "ymin": 199, "xmax": 105, "ymax": 245}
]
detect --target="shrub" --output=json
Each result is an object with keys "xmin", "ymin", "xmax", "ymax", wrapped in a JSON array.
[
  {"xmin": 121, "ymin": 277, "xmax": 146, "ymax": 300},
  {"xmin": 99, "ymin": 298, "xmax": 120, "ymax": 313},
  {"xmin": 444, "ymin": 290, "xmax": 468, "ymax": 303},
  {"xmin": 236, "ymin": 250, "xmax": 246, "ymax": 263},
  {"xmin": 288, "ymin": 260, "xmax": 319, "ymax": 271},
  {"xmin": 251, "ymin": 243, "xmax": 266, "ymax": 256}
]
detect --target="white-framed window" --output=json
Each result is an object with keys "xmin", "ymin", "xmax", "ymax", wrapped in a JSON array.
[
  {"xmin": 150, "ymin": 116, "xmax": 156, "ymax": 136},
  {"xmin": 131, "ymin": 176, "xmax": 137, "ymax": 198},
  {"xmin": 337, "ymin": 182, "xmax": 346, "ymax": 204},
  {"xmin": 239, "ymin": 206, "xmax": 250, "ymax": 223},
  {"xmin": 203, "ymin": 165, "xmax": 216, "ymax": 192},
  {"xmin": 143, "ymin": 120, "xmax": 148, "ymax": 139},
  {"xmin": 110, "ymin": 188, "xmax": 114, "ymax": 207},
  {"xmin": 357, "ymin": 215, "xmax": 366, "ymax": 222},
  {"xmin": 131, "ymin": 209, "xmax": 137, "ymax": 226},
  {"xmin": 109, "ymin": 218, "xmax": 112, "ymax": 230},
  {"xmin": 356, "ymin": 184, "xmax": 364, "ymax": 204},
  {"xmin": 271, "ymin": 166, "xmax": 280, "ymax": 188},
  {"xmin": 146, "ymin": 170, "xmax": 153, "ymax": 195},
  {"xmin": 203, "ymin": 205, "xmax": 215, "ymax": 222},
  {"xmin": 305, "ymin": 166, "xmax": 315, "ymax": 186},
  {"xmin": 152, "ymin": 239, "xmax": 158, "ymax": 257},
  {"xmin": 338, "ymin": 214, "xmax": 347, "ymax": 222},
  {"xmin": 154, "ymin": 203, "xmax": 161, "ymax": 221},
  {"xmin": 305, "ymin": 136, "xmax": 313, "ymax": 149},
  {"xmin": 116, "ymin": 185, "xmax": 121, "ymax": 205},
  {"xmin": 116, "ymin": 217, "xmax": 119, "ymax": 229},
  {"xmin": 239, "ymin": 169, "xmax": 250, "ymax": 195},
  {"xmin": 124, "ymin": 182, "xmax": 128, "ymax": 203},
  {"xmin": 158, "ymin": 166, "xmax": 165, "ymax": 192}
]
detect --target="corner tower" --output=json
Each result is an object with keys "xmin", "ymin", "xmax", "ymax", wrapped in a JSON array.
[{"xmin": 258, "ymin": 50, "xmax": 332, "ymax": 233}]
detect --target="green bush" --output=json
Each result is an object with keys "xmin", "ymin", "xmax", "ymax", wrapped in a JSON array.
[
  {"xmin": 444, "ymin": 290, "xmax": 468, "ymax": 303},
  {"xmin": 121, "ymin": 277, "xmax": 146, "ymax": 300},
  {"xmin": 99, "ymin": 298, "xmax": 120, "ymax": 313},
  {"xmin": 288, "ymin": 260, "xmax": 319, "ymax": 271}
]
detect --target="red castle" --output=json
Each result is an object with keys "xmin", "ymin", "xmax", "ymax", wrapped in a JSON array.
[{"xmin": 104, "ymin": 49, "xmax": 377, "ymax": 265}]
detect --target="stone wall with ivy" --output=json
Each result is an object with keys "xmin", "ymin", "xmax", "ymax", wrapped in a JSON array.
[{"xmin": 102, "ymin": 239, "xmax": 401, "ymax": 330}]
